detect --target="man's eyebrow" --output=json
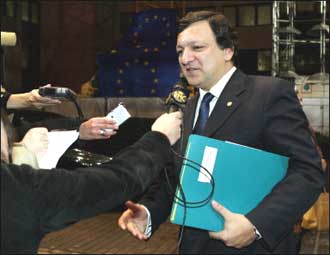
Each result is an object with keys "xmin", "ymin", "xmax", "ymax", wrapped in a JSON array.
[{"xmin": 177, "ymin": 41, "xmax": 204, "ymax": 48}]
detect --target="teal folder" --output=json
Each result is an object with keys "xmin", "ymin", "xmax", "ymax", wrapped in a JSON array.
[{"xmin": 170, "ymin": 134, "xmax": 288, "ymax": 232}]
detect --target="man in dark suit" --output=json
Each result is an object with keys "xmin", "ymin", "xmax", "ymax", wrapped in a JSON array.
[{"xmin": 118, "ymin": 11, "xmax": 325, "ymax": 254}]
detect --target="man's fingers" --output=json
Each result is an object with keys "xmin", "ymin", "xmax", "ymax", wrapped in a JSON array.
[
  {"xmin": 118, "ymin": 219, "xmax": 126, "ymax": 230},
  {"xmin": 209, "ymin": 230, "xmax": 227, "ymax": 241},
  {"xmin": 126, "ymin": 222, "xmax": 147, "ymax": 240},
  {"xmin": 92, "ymin": 117, "xmax": 118, "ymax": 125},
  {"xmin": 127, "ymin": 221, "xmax": 140, "ymax": 235},
  {"xmin": 89, "ymin": 118, "xmax": 119, "ymax": 130},
  {"xmin": 211, "ymin": 200, "xmax": 232, "ymax": 219},
  {"xmin": 125, "ymin": 200, "xmax": 142, "ymax": 213},
  {"xmin": 118, "ymin": 214, "xmax": 128, "ymax": 230},
  {"xmin": 172, "ymin": 111, "xmax": 183, "ymax": 119}
]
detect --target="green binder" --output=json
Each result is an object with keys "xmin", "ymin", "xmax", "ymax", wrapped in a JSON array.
[{"xmin": 170, "ymin": 134, "xmax": 288, "ymax": 232}]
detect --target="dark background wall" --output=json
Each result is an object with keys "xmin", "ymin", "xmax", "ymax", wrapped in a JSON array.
[
  {"xmin": 0, "ymin": 0, "xmax": 280, "ymax": 93},
  {"xmin": 5, "ymin": 0, "xmax": 325, "ymax": 93},
  {"xmin": 40, "ymin": 1, "xmax": 97, "ymax": 92}
]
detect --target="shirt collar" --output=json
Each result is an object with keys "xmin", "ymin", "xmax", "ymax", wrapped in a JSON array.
[{"xmin": 198, "ymin": 66, "xmax": 237, "ymax": 99}]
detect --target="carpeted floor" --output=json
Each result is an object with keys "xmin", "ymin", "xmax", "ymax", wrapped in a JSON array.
[
  {"xmin": 38, "ymin": 212, "xmax": 329, "ymax": 254},
  {"xmin": 38, "ymin": 212, "xmax": 179, "ymax": 254}
]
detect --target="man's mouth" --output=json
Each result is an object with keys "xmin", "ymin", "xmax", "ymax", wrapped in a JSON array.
[{"xmin": 184, "ymin": 67, "xmax": 199, "ymax": 74}]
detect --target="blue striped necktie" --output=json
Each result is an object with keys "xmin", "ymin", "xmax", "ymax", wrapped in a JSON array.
[{"xmin": 193, "ymin": 92, "xmax": 214, "ymax": 134}]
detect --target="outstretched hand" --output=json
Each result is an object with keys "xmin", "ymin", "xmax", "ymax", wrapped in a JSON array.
[
  {"xmin": 118, "ymin": 200, "xmax": 149, "ymax": 241},
  {"xmin": 28, "ymin": 84, "xmax": 62, "ymax": 108}
]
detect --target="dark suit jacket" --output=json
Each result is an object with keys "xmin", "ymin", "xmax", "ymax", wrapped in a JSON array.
[
  {"xmin": 1, "ymin": 131, "xmax": 172, "ymax": 254},
  {"xmin": 141, "ymin": 70, "xmax": 325, "ymax": 254}
]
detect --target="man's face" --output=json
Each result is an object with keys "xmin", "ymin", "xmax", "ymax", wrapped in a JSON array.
[{"xmin": 176, "ymin": 21, "xmax": 234, "ymax": 91}]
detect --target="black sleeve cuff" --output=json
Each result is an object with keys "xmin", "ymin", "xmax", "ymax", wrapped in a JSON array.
[{"xmin": 1, "ymin": 91, "xmax": 11, "ymax": 110}]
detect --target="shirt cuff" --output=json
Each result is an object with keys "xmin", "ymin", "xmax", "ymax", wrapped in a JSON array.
[
  {"xmin": 1, "ymin": 90, "xmax": 11, "ymax": 110},
  {"xmin": 254, "ymin": 227, "xmax": 262, "ymax": 240},
  {"xmin": 141, "ymin": 205, "xmax": 152, "ymax": 238}
]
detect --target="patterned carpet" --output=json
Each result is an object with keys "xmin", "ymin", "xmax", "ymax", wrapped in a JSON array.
[
  {"xmin": 38, "ymin": 212, "xmax": 179, "ymax": 254},
  {"xmin": 38, "ymin": 211, "xmax": 329, "ymax": 254}
]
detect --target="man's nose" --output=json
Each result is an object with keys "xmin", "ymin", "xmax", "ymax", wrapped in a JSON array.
[{"xmin": 181, "ymin": 49, "xmax": 194, "ymax": 65}]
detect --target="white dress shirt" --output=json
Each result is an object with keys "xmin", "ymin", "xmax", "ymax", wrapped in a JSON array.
[{"xmin": 193, "ymin": 66, "xmax": 237, "ymax": 128}]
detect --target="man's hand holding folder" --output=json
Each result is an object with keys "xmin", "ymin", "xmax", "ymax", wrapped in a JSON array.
[
  {"xmin": 170, "ymin": 135, "xmax": 289, "ymax": 238},
  {"xmin": 209, "ymin": 200, "xmax": 257, "ymax": 249}
]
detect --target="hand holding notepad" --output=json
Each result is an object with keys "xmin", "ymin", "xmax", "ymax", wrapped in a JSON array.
[{"xmin": 104, "ymin": 104, "xmax": 131, "ymax": 130}]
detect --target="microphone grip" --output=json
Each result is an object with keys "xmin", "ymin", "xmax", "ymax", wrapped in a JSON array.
[{"xmin": 167, "ymin": 104, "xmax": 179, "ymax": 113}]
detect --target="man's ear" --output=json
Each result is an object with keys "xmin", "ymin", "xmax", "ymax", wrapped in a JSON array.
[{"xmin": 223, "ymin": 48, "xmax": 234, "ymax": 62}]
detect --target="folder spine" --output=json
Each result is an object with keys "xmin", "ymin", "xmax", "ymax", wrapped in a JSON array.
[{"xmin": 170, "ymin": 142, "xmax": 192, "ymax": 222}]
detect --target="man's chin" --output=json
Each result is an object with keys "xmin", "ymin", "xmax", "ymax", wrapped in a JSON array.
[{"xmin": 185, "ymin": 78, "xmax": 201, "ymax": 88}]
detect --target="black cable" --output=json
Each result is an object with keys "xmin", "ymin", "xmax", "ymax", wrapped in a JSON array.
[
  {"xmin": 171, "ymin": 149, "xmax": 215, "ymax": 207},
  {"xmin": 162, "ymin": 108, "xmax": 215, "ymax": 250},
  {"xmin": 68, "ymin": 92, "xmax": 84, "ymax": 121},
  {"xmin": 164, "ymin": 147, "xmax": 216, "ymax": 251}
]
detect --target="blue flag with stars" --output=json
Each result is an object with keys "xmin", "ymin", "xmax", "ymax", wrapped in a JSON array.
[{"xmin": 97, "ymin": 9, "xmax": 180, "ymax": 97}]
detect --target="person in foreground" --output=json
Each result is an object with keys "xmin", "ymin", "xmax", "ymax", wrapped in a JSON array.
[
  {"xmin": 118, "ymin": 11, "xmax": 325, "ymax": 254},
  {"xmin": 1, "ymin": 108, "xmax": 182, "ymax": 254}
]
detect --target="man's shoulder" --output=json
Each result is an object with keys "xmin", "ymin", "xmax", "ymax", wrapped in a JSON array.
[
  {"xmin": 232, "ymin": 69, "xmax": 287, "ymax": 88},
  {"xmin": 247, "ymin": 74, "xmax": 288, "ymax": 84},
  {"xmin": 245, "ymin": 74, "xmax": 292, "ymax": 91}
]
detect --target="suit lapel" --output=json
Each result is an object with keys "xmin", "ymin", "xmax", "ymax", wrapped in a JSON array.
[
  {"xmin": 204, "ymin": 70, "xmax": 247, "ymax": 136},
  {"xmin": 181, "ymin": 70, "xmax": 248, "ymax": 148}
]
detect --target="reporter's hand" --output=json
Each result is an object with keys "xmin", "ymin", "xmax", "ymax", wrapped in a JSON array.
[
  {"xmin": 28, "ymin": 84, "xmax": 61, "ymax": 108},
  {"xmin": 151, "ymin": 111, "xmax": 183, "ymax": 145},
  {"xmin": 118, "ymin": 200, "xmax": 149, "ymax": 241},
  {"xmin": 79, "ymin": 117, "xmax": 119, "ymax": 140},
  {"xmin": 21, "ymin": 127, "xmax": 49, "ymax": 157},
  {"xmin": 209, "ymin": 200, "xmax": 256, "ymax": 248},
  {"xmin": 6, "ymin": 84, "xmax": 61, "ymax": 109}
]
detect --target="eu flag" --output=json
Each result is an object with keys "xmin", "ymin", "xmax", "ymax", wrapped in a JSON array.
[{"xmin": 97, "ymin": 9, "xmax": 180, "ymax": 97}]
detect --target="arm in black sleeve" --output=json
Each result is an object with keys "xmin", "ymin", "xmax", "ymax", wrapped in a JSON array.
[
  {"xmin": 1, "ymin": 90, "xmax": 11, "ymax": 110},
  {"xmin": 139, "ymin": 141, "xmax": 183, "ymax": 233},
  {"xmin": 3, "ymin": 131, "xmax": 172, "ymax": 234}
]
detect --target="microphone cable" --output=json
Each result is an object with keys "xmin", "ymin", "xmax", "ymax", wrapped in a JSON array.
[
  {"xmin": 67, "ymin": 90, "xmax": 84, "ymax": 121},
  {"xmin": 163, "ymin": 80, "xmax": 215, "ymax": 249},
  {"xmin": 163, "ymin": 146, "xmax": 215, "ymax": 251}
]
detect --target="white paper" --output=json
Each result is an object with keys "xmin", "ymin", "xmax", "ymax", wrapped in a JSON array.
[
  {"xmin": 106, "ymin": 104, "xmax": 131, "ymax": 126},
  {"xmin": 198, "ymin": 146, "xmax": 218, "ymax": 183},
  {"xmin": 37, "ymin": 130, "xmax": 79, "ymax": 169}
]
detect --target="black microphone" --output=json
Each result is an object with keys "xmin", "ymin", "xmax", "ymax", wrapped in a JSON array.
[{"xmin": 165, "ymin": 76, "xmax": 190, "ymax": 113}]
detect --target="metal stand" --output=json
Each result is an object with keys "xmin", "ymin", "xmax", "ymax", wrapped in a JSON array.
[
  {"xmin": 272, "ymin": 1, "xmax": 329, "ymax": 82},
  {"xmin": 272, "ymin": 1, "xmax": 329, "ymax": 134}
]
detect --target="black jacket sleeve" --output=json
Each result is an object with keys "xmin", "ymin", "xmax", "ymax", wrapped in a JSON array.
[
  {"xmin": 245, "ymin": 79, "xmax": 325, "ymax": 249},
  {"xmin": 2, "ymin": 131, "xmax": 172, "ymax": 234},
  {"xmin": 139, "ymin": 141, "xmax": 182, "ymax": 233}
]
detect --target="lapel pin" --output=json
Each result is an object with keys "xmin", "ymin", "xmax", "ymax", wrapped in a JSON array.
[{"xmin": 227, "ymin": 101, "xmax": 233, "ymax": 107}]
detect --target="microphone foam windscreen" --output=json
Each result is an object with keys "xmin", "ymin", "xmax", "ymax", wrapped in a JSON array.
[{"xmin": 1, "ymin": 32, "xmax": 17, "ymax": 47}]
